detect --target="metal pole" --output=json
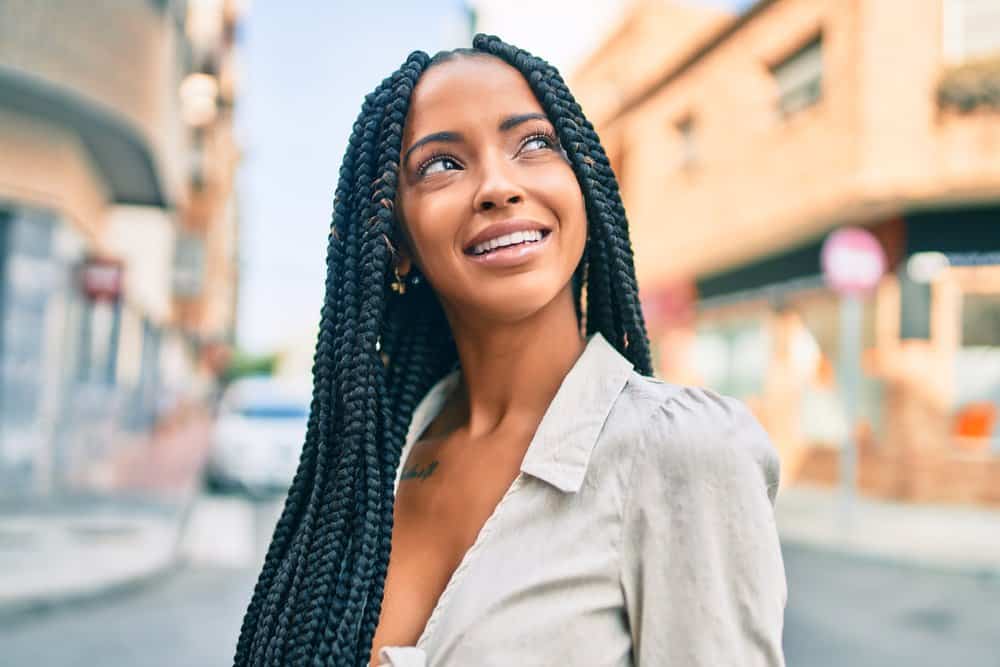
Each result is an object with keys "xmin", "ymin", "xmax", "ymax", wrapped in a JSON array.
[
  {"xmin": 106, "ymin": 298, "xmax": 122, "ymax": 385},
  {"xmin": 838, "ymin": 293, "xmax": 862, "ymax": 533}
]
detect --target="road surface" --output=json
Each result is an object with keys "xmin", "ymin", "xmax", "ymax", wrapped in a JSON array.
[{"xmin": 2, "ymin": 494, "xmax": 997, "ymax": 666}]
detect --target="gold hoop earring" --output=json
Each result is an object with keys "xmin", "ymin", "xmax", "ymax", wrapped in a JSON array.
[{"xmin": 391, "ymin": 266, "xmax": 407, "ymax": 294}]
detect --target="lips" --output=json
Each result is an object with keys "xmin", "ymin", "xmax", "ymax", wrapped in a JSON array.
[
  {"xmin": 463, "ymin": 219, "xmax": 552, "ymax": 255},
  {"xmin": 468, "ymin": 229, "xmax": 549, "ymax": 256},
  {"xmin": 464, "ymin": 232, "xmax": 552, "ymax": 269}
]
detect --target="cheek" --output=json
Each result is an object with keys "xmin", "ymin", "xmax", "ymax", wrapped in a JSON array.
[
  {"xmin": 399, "ymin": 192, "xmax": 465, "ymax": 270},
  {"xmin": 537, "ymin": 171, "xmax": 587, "ymax": 240}
]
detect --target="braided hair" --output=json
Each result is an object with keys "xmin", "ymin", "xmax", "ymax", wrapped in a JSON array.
[{"xmin": 233, "ymin": 33, "xmax": 652, "ymax": 667}]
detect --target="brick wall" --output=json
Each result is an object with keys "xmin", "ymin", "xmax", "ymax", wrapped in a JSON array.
[
  {"xmin": 572, "ymin": 0, "xmax": 1000, "ymax": 290},
  {"xmin": 796, "ymin": 443, "xmax": 1000, "ymax": 506}
]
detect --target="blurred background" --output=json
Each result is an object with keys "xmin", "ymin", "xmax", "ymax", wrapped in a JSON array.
[{"xmin": 1, "ymin": 0, "xmax": 998, "ymax": 665}]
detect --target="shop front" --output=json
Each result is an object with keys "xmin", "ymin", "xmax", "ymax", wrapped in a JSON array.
[
  {"xmin": 674, "ymin": 208, "xmax": 1000, "ymax": 504},
  {"xmin": 0, "ymin": 205, "xmax": 86, "ymax": 497}
]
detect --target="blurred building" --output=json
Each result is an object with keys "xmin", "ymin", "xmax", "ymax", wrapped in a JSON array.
[
  {"xmin": 573, "ymin": 0, "xmax": 1000, "ymax": 504},
  {"xmin": 0, "ymin": 0, "xmax": 242, "ymax": 498}
]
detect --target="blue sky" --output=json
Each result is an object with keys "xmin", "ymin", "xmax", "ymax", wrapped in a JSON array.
[
  {"xmin": 235, "ymin": 1, "xmax": 468, "ymax": 354},
  {"xmin": 235, "ymin": 0, "xmax": 756, "ymax": 355}
]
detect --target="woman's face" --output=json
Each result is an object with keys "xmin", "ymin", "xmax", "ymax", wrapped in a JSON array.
[{"xmin": 395, "ymin": 55, "xmax": 587, "ymax": 325}]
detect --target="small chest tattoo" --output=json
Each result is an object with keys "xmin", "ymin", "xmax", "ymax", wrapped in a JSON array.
[{"xmin": 400, "ymin": 460, "xmax": 439, "ymax": 482}]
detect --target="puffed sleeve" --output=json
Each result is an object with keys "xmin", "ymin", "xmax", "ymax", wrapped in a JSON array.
[{"xmin": 620, "ymin": 387, "xmax": 786, "ymax": 666}]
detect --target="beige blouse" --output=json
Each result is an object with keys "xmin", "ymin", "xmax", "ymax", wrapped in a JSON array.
[{"xmin": 378, "ymin": 332, "xmax": 787, "ymax": 666}]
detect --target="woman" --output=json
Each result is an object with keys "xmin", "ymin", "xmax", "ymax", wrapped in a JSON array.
[{"xmin": 234, "ymin": 34, "xmax": 786, "ymax": 667}]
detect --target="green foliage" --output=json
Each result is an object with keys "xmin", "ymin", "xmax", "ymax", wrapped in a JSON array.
[
  {"xmin": 938, "ymin": 55, "xmax": 1000, "ymax": 112},
  {"xmin": 221, "ymin": 349, "xmax": 277, "ymax": 386}
]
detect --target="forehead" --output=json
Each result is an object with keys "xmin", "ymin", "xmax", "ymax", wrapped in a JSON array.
[{"xmin": 403, "ymin": 56, "xmax": 545, "ymax": 140}]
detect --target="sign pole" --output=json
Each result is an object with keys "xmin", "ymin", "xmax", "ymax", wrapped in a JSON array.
[
  {"xmin": 821, "ymin": 227, "xmax": 886, "ymax": 537},
  {"xmin": 838, "ymin": 293, "xmax": 862, "ymax": 534}
]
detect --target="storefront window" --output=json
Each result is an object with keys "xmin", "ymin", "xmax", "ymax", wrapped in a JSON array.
[
  {"xmin": 789, "ymin": 289, "xmax": 884, "ymax": 446},
  {"xmin": 954, "ymin": 290, "xmax": 1000, "ymax": 451},
  {"xmin": 693, "ymin": 313, "xmax": 770, "ymax": 400},
  {"xmin": 0, "ymin": 208, "xmax": 86, "ymax": 495}
]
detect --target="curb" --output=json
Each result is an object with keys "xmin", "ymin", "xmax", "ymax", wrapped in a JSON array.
[
  {"xmin": 779, "ymin": 535, "xmax": 1000, "ymax": 580},
  {"xmin": 0, "ymin": 497, "xmax": 199, "ymax": 625},
  {"xmin": 774, "ymin": 485, "xmax": 1000, "ymax": 580},
  {"xmin": 0, "ymin": 556, "xmax": 187, "ymax": 626}
]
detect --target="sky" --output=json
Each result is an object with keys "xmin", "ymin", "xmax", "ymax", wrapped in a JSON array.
[{"xmin": 235, "ymin": 0, "xmax": 756, "ymax": 356}]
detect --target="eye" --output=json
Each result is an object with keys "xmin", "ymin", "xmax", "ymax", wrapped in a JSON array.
[
  {"xmin": 418, "ymin": 154, "xmax": 462, "ymax": 177},
  {"xmin": 519, "ymin": 131, "xmax": 557, "ymax": 154}
]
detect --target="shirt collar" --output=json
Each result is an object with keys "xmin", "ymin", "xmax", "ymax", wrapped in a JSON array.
[
  {"xmin": 402, "ymin": 332, "xmax": 635, "ymax": 494},
  {"xmin": 519, "ymin": 332, "xmax": 635, "ymax": 492}
]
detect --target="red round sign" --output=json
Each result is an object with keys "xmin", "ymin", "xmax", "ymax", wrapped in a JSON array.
[
  {"xmin": 80, "ymin": 257, "xmax": 124, "ymax": 302},
  {"xmin": 821, "ymin": 227, "xmax": 886, "ymax": 295}
]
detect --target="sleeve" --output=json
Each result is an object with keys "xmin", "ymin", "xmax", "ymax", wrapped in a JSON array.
[{"xmin": 620, "ymin": 387, "xmax": 787, "ymax": 666}]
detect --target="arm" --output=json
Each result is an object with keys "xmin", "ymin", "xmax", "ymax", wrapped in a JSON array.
[{"xmin": 620, "ymin": 388, "xmax": 786, "ymax": 666}]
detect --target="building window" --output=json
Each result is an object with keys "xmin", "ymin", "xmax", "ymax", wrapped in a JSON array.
[
  {"xmin": 944, "ymin": 0, "xmax": 1000, "ymax": 63},
  {"xmin": 693, "ymin": 314, "xmax": 770, "ymax": 399},
  {"xmin": 954, "ymin": 290, "xmax": 1000, "ymax": 451},
  {"xmin": 173, "ymin": 233, "xmax": 206, "ymax": 298},
  {"xmin": 771, "ymin": 35, "xmax": 823, "ymax": 117},
  {"xmin": 961, "ymin": 292, "xmax": 1000, "ymax": 347},
  {"xmin": 675, "ymin": 115, "xmax": 698, "ymax": 168}
]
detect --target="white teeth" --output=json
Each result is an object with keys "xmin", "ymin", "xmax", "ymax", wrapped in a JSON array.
[{"xmin": 471, "ymin": 230, "xmax": 544, "ymax": 255}]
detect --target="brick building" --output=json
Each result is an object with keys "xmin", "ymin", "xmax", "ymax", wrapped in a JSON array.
[
  {"xmin": 572, "ymin": 0, "xmax": 1000, "ymax": 504},
  {"xmin": 0, "ymin": 0, "xmax": 242, "ymax": 497}
]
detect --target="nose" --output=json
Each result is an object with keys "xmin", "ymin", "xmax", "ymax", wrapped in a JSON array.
[{"xmin": 472, "ymin": 150, "xmax": 525, "ymax": 212}]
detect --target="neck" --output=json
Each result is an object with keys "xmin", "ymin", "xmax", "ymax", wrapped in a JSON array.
[{"xmin": 442, "ymin": 285, "xmax": 586, "ymax": 441}]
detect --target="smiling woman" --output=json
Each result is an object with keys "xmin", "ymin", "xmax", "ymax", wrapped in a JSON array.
[
  {"xmin": 233, "ymin": 34, "xmax": 786, "ymax": 667},
  {"xmin": 393, "ymin": 54, "xmax": 589, "ymax": 329}
]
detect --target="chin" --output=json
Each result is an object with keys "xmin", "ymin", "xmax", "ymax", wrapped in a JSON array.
[
  {"xmin": 463, "ymin": 273, "xmax": 574, "ymax": 324},
  {"xmin": 479, "ymin": 297, "xmax": 555, "ymax": 324}
]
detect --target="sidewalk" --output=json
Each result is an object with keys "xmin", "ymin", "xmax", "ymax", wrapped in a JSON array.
[
  {"xmin": 0, "ymin": 409, "xmax": 214, "ymax": 620},
  {"xmin": 0, "ymin": 499, "xmax": 187, "ymax": 619},
  {"xmin": 6, "ymin": 482, "xmax": 998, "ymax": 619},
  {"xmin": 776, "ymin": 483, "xmax": 1000, "ymax": 576}
]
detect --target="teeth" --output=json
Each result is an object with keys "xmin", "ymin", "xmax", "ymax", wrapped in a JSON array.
[{"xmin": 472, "ymin": 229, "xmax": 544, "ymax": 255}]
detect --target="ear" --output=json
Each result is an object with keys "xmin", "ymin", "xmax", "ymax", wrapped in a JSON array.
[
  {"xmin": 396, "ymin": 248, "xmax": 413, "ymax": 276},
  {"xmin": 390, "ymin": 228, "xmax": 414, "ymax": 276},
  {"xmin": 391, "ymin": 205, "xmax": 417, "ymax": 276}
]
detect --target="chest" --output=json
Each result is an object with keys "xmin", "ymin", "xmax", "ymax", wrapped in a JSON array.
[
  {"xmin": 372, "ymin": 462, "xmax": 630, "ymax": 666},
  {"xmin": 369, "ymin": 436, "xmax": 527, "ymax": 660}
]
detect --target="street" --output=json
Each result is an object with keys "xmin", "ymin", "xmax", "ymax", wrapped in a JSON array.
[
  {"xmin": 1, "ymin": 494, "xmax": 998, "ymax": 667},
  {"xmin": 0, "ymin": 494, "xmax": 281, "ymax": 667},
  {"xmin": 783, "ymin": 545, "xmax": 999, "ymax": 666}
]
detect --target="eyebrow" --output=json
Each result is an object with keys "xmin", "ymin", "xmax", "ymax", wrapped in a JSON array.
[{"xmin": 402, "ymin": 112, "xmax": 550, "ymax": 168}]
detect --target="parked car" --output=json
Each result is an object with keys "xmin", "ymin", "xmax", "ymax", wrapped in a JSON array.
[{"xmin": 204, "ymin": 376, "xmax": 311, "ymax": 497}]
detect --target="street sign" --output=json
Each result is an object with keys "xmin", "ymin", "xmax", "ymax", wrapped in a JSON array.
[
  {"xmin": 80, "ymin": 257, "xmax": 124, "ymax": 302},
  {"xmin": 821, "ymin": 227, "xmax": 886, "ymax": 295},
  {"xmin": 820, "ymin": 226, "xmax": 887, "ymax": 535}
]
